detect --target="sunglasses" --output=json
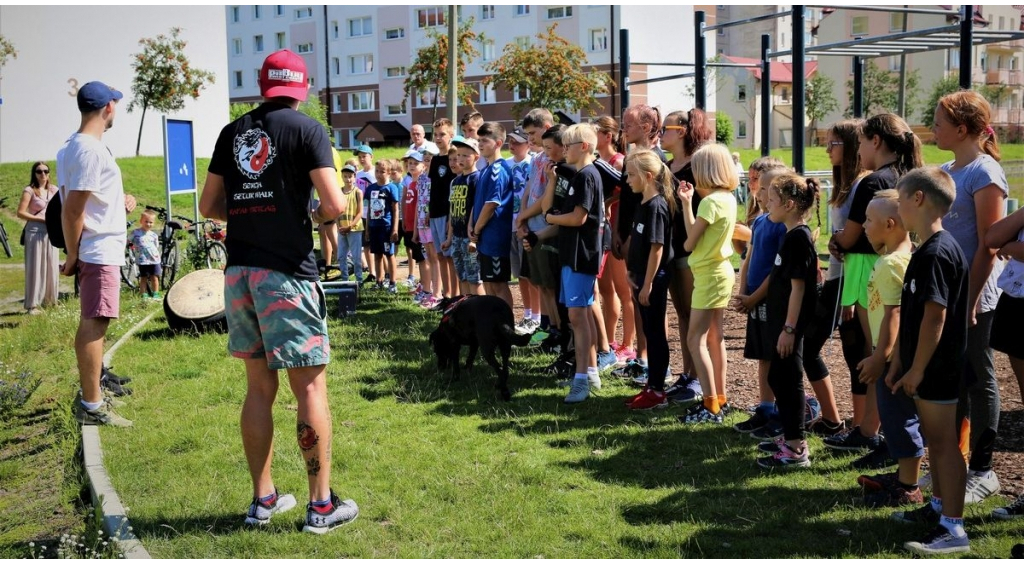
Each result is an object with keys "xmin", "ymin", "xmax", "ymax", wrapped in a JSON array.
[
  {"xmin": 826, "ymin": 141, "xmax": 844, "ymax": 151},
  {"xmin": 660, "ymin": 125, "xmax": 685, "ymax": 135},
  {"xmin": 35, "ymin": 169, "xmax": 50, "ymax": 174}
]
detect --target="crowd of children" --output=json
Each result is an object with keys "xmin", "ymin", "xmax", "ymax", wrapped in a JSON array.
[{"xmin": 316, "ymin": 94, "xmax": 1019, "ymax": 555}]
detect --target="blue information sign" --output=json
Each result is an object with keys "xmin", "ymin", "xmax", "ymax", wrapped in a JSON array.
[{"xmin": 164, "ymin": 118, "xmax": 196, "ymax": 194}]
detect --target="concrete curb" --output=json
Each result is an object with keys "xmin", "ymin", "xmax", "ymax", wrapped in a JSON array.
[{"xmin": 82, "ymin": 309, "xmax": 160, "ymax": 559}]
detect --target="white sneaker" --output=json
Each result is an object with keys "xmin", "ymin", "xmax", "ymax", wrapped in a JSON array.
[
  {"xmin": 244, "ymin": 491, "xmax": 297, "ymax": 526},
  {"xmin": 564, "ymin": 378, "xmax": 590, "ymax": 403},
  {"xmin": 963, "ymin": 469, "xmax": 1000, "ymax": 503}
]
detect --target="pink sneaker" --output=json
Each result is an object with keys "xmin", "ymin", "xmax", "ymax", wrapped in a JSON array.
[
  {"xmin": 614, "ymin": 345, "xmax": 636, "ymax": 366},
  {"xmin": 419, "ymin": 296, "xmax": 439, "ymax": 309}
]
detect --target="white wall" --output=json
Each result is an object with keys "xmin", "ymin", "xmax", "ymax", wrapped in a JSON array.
[
  {"xmin": 0, "ymin": 5, "xmax": 229, "ymax": 164},
  {"xmin": 618, "ymin": 6, "xmax": 705, "ymax": 113}
]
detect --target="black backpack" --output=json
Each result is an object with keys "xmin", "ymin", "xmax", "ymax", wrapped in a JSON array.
[{"xmin": 45, "ymin": 195, "xmax": 65, "ymax": 250}]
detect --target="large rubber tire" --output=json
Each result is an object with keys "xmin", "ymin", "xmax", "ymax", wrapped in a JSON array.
[
  {"xmin": 120, "ymin": 248, "xmax": 138, "ymax": 289},
  {"xmin": 163, "ymin": 268, "xmax": 227, "ymax": 333},
  {"xmin": 205, "ymin": 240, "xmax": 227, "ymax": 270},
  {"xmin": 161, "ymin": 241, "xmax": 179, "ymax": 290}
]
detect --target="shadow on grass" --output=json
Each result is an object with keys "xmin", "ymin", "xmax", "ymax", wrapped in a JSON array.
[{"xmin": 126, "ymin": 512, "xmax": 254, "ymax": 540}]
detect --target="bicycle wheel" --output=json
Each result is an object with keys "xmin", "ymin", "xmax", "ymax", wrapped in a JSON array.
[
  {"xmin": 161, "ymin": 241, "xmax": 180, "ymax": 289},
  {"xmin": 120, "ymin": 247, "xmax": 138, "ymax": 289},
  {"xmin": 204, "ymin": 241, "xmax": 228, "ymax": 270},
  {"xmin": 0, "ymin": 221, "xmax": 11, "ymax": 258}
]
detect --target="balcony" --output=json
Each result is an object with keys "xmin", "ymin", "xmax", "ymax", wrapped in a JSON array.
[
  {"xmin": 987, "ymin": 69, "xmax": 1010, "ymax": 84},
  {"xmin": 1010, "ymin": 70, "xmax": 1023, "ymax": 86},
  {"xmin": 991, "ymin": 108, "xmax": 1022, "ymax": 125}
]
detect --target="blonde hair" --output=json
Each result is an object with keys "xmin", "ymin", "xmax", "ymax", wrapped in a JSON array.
[
  {"xmin": 140, "ymin": 209, "xmax": 158, "ymax": 222},
  {"xmin": 563, "ymin": 123, "xmax": 598, "ymax": 150},
  {"xmin": 691, "ymin": 143, "xmax": 739, "ymax": 192},
  {"xmin": 624, "ymin": 149, "xmax": 678, "ymax": 216},
  {"xmin": 895, "ymin": 167, "xmax": 956, "ymax": 214},
  {"xmin": 870, "ymin": 189, "xmax": 900, "ymax": 218}
]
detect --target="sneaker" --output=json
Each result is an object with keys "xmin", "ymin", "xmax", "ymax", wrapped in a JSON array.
[
  {"xmin": 864, "ymin": 483, "xmax": 924, "ymax": 508},
  {"xmin": 538, "ymin": 333, "xmax": 562, "ymax": 354},
  {"xmin": 858, "ymin": 471, "xmax": 899, "ymax": 493},
  {"xmin": 903, "ymin": 525, "xmax": 969, "ymax": 556},
  {"xmin": 103, "ymin": 390, "xmax": 126, "ymax": 409},
  {"xmin": 528, "ymin": 329, "xmax": 551, "ymax": 346},
  {"xmin": 150, "ymin": 291, "xmax": 163, "ymax": 300},
  {"xmin": 963, "ymin": 469, "xmax": 1000, "ymax": 504},
  {"xmin": 678, "ymin": 404, "xmax": 723, "ymax": 425},
  {"xmin": 302, "ymin": 490, "xmax": 359, "ymax": 534},
  {"xmin": 851, "ymin": 442, "xmax": 896, "ymax": 470},
  {"xmin": 516, "ymin": 318, "xmax": 539, "ymax": 335},
  {"xmin": 100, "ymin": 375, "xmax": 133, "ymax": 397},
  {"xmin": 388, "ymin": 284, "xmax": 398, "ymax": 295},
  {"xmin": 360, "ymin": 274, "xmax": 376, "ymax": 286},
  {"xmin": 597, "ymin": 349, "xmax": 617, "ymax": 372},
  {"xmin": 757, "ymin": 435, "xmax": 786, "ymax": 454},
  {"xmin": 419, "ymin": 296, "xmax": 440, "ymax": 310},
  {"xmin": 733, "ymin": 405, "xmax": 776, "ymax": 434},
  {"xmin": 808, "ymin": 418, "xmax": 846, "ymax": 437},
  {"xmin": 992, "ymin": 496, "xmax": 1024, "ymax": 520},
  {"xmin": 402, "ymin": 276, "xmax": 417, "ymax": 288},
  {"xmin": 665, "ymin": 375, "xmax": 703, "ymax": 408},
  {"xmin": 101, "ymin": 366, "xmax": 132, "ymax": 385},
  {"xmin": 73, "ymin": 400, "xmax": 133, "ymax": 427},
  {"xmin": 822, "ymin": 426, "xmax": 882, "ymax": 453},
  {"xmin": 749, "ymin": 418, "xmax": 784, "ymax": 441},
  {"xmin": 757, "ymin": 441, "xmax": 810, "ymax": 469},
  {"xmin": 918, "ymin": 471, "xmax": 932, "ymax": 491},
  {"xmin": 611, "ymin": 359, "xmax": 644, "ymax": 379},
  {"xmin": 614, "ymin": 345, "xmax": 636, "ymax": 366},
  {"xmin": 630, "ymin": 370, "xmax": 649, "ymax": 388},
  {"xmin": 627, "ymin": 389, "xmax": 668, "ymax": 411},
  {"xmin": 804, "ymin": 395, "xmax": 822, "ymax": 428},
  {"xmin": 244, "ymin": 490, "xmax": 297, "ymax": 526},
  {"xmin": 564, "ymin": 378, "xmax": 590, "ymax": 404},
  {"xmin": 891, "ymin": 502, "xmax": 941, "ymax": 525}
]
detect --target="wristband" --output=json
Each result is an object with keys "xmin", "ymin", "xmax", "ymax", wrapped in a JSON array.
[{"xmin": 784, "ymin": 324, "xmax": 795, "ymax": 335}]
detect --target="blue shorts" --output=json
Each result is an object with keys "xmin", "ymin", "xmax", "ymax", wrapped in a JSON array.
[
  {"xmin": 451, "ymin": 236, "xmax": 481, "ymax": 283},
  {"xmin": 137, "ymin": 263, "xmax": 162, "ymax": 277},
  {"xmin": 430, "ymin": 216, "xmax": 452, "ymax": 258},
  {"xmin": 369, "ymin": 225, "xmax": 396, "ymax": 256},
  {"xmin": 560, "ymin": 266, "xmax": 596, "ymax": 308},
  {"xmin": 224, "ymin": 266, "xmax": 330, "ymax": 370}
]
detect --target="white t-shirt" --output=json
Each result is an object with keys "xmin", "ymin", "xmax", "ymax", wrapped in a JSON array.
[
  {"xmin": 56, "ymin": 133, "xmax": 126, "ymax": 266},
  {"xmin": 355, "ymin": 170, "xmax": 374, "ymax": 218},
  {"xmin": 410, "ymin": 140, "xmax": 439, "ymax": 155},
  {"xmin": 997, "ymin": 226, "xmax": 1024, "ymax": 299}
]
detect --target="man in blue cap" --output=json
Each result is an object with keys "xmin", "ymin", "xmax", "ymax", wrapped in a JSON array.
[{"xmin": 57, "ymin": 80, "xmax": 136, "ymax": 428}]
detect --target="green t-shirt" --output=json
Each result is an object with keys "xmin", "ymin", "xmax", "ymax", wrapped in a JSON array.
[
  {"xmin": 690, "ymin": 190, "xmax": 736, "ymax": 272},
  {"xmin": 867, "ymin": 250, "xmax": 911, "ymax": 348}
]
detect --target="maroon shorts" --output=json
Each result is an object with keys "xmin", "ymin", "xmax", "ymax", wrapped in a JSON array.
[{"xmin": 79, "ymin": 261, "xmax": 120, "ymax": 319}]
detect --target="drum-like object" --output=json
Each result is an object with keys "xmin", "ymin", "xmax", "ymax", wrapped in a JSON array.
[{"xmin": 163, "ymin": 268, "xmax": 227, "ymax": 333}]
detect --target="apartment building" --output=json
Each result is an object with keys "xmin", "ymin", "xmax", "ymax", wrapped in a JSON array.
[
  {"xmin": 226, "ymin": 5, "xmax": 704, "ymax": 149},
  {"xmin": 716, "ymin": 57, "xmax": 818, "ymax": 149},
  {"xmin": 715, "ymin": 5, "xmax": 822, "ymax": 61}
]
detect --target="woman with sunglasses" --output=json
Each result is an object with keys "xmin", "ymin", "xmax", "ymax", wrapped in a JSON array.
[{"xmin": 16, "ymin": 161, "xmax": 60, "ymax": 314}]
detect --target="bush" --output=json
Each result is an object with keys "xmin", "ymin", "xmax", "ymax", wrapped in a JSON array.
[
  {"xmin": 0, "ymin": 361, "xmax": 40, "ymax": 416},
  {"xmin": 715, "ymin": 111, "xmax": 734, "ymax": 145}
]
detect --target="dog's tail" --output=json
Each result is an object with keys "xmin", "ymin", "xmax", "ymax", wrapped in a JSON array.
[{"xmin": 502, "ymin": 323, "xmax": 533, "ymax": 347}]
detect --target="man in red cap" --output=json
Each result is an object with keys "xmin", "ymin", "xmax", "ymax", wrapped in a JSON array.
[{"xmin": 199, "ymin": 49, "xmax": 356, "ymax": 534}]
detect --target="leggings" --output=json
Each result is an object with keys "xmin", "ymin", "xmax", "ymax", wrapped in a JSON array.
[
  {"xmin": 633, "ymin": 268, "xmax": 671, "ymax": 391},
  {"xmin": 802, "ymin": 277, "xmax": 868, "ymax": 394},
  {"xmin": 768, "ymin": 336, "xmax": 806, "ymax": 442}
]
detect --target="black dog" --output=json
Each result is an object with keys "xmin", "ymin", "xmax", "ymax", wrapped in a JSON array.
[{"xmin": 429, "ymin": 295, "xmax": 532, "ymax": 400}]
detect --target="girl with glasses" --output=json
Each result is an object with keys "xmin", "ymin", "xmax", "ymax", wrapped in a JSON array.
[{"xmin": 16, "ymin": 161, "xmax": 60, "ymax": 314}]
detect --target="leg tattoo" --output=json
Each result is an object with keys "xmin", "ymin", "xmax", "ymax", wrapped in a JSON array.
[
  {"xmin": 297, "ymin": 421, "xmax": 319, "ymax": 451},
  {"xmin": 306, "ymin": 455, "xmax": 321, "ymax": 477}
]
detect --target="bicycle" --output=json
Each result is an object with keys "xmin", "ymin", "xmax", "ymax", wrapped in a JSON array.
[
  {"xmin": 142, "ymin": 205, "xmax": 190, "ymax": 290},
  {"xmin": 120, "ymin": 220, "xmax": 139, "ymax": 289},
  {"xmin": 0, "ymin": 196, "xmax": 12, "ymax": 258},
  {"xmin": 184, "ymin": 218, "xmax": 228, "ymax": 270}
]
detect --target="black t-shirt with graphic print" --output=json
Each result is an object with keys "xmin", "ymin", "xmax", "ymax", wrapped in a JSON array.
[
  {"xmin": 627, "ymin": 194, "xmax": 674, "ymax": 280},
  {"xmin": 428, "ymin": 154, "xmax": 457, "ymax": 219},
  {"xmin": 766, "ymin": 225, "xmax": 819, "ymax": 338},
  {"xmin": 208, "ymin": 102, "xmax": 334, "ymax": 280},
  {"xmin": 448, "ymin": 171, "xmax": 479, "ymax": 238},
  {"xmin": 557, "ymin": 164, "xmax": 604, "ymax": 275}
]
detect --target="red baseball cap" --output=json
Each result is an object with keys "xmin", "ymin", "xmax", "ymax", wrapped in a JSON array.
[{"xmin": 259, "ymin": 49, "xmax": 308, "ymax": 101}]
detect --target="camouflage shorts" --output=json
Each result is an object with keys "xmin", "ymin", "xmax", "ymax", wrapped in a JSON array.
[
  {"xmin": 224, "ymin": 266, "xmax": 330, "ymax": 369},
  {"xmin": 451, "ymin": 236, "xmax": 481, "ymax": 283}
]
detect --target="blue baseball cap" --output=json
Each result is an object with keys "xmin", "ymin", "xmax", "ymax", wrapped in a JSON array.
[
  {"xmin": 77, "ymin": 81, "xmax": 123, "ymax": 112},
  {"xmin": 353, "ymin": 144, "xmax": 373, "ymax": 156}
]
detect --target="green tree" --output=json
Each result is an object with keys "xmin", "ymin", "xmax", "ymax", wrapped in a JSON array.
[
  {"xmin": 484, "ymin": 24, "xmax": 610, "ymax": 119},
  {"xmin": 921, "ymin": 75, "xmax": 961, "ymax": 127},
  {"xmin": 229, "ymin": 102, "xmax": 257, "ymax": 122},
  {"xmin": 0, "ymin": 34, "xmax": 16, "ymax": 78},
  {"xmin": 128, "ymin": 28, "xmax": 215, "ymax": 156},
  {"xmin": 845, "ymin": 61, "xmax": 921, "ymax": 121},
  {"xmin": 715, "ymin": 111, "xmax": 733, "ymax": 145},
  {"xmin": 805, "ymin": 72, "xmax": 838, "ymax": 145},
  {"xmin": 298, "ymin": 96, "xmax": 330, "ymax": 135},
  {"xmin": 403, "ymin": 18, "xmax": 483, "ymax": 123}
]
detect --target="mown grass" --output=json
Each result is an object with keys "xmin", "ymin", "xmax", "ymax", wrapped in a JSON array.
[{"xmin": 88, "ymin": 291, "xmax": 1021, "ymax": 558}]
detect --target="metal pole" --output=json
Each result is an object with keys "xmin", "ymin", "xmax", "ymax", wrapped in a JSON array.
[
  {"xmin": 853, "ymin": 56, "xmax": 864, "ymax": 117},
  {"xmin": 323, "ymin": 6, "xmax": 331, "ymax": 131},
  {"xmin": 792, "ymin": 5, "xmax": 805, "ymax": 173},
  {"xmin": 446, "ymin": 6, "xmax": 457, "ymax": 124},
  {"xmin": 695, "ymin": 10, "xmax": 706, "ymax": 110},
  {"xmin": 960, "ymin": 5, "xmax": 973, "ymax": 88},
  {"xmin": 619, "ymin": 28, "xmax": 630, "ymax": 114},
  {"xmin": 897, "ymin": 5, "xmax": 909, "ymax": 116},
  {"xmin": 761, "ymin": 34, "xmax": 771, "ymax": 157},
  {"xmin": 610, "ymin": 6, "xmax": 616, "ymax": 118}
]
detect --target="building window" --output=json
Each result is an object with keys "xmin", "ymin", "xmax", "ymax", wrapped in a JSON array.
[
  {"xmin": 417, "ymin": 86, "xmax": 445, "ymax": 107},
  {"xmin": 253, "ymin": 35, "xmax": 264, "ymax": 53},
  {"xmin": 385, "ymin": 66, "xmax": 407, "ymax": 78},
  {"xmin": 253, "ymin": 68, "xmax": 260, "ymax": 84},
  {"xmin": 349, "ymin": 54, "xmax": 374, "ymax": 75},
  {"xmin": 589, "ymin": 28, "xmax": 607, "ymax": 52},
  {"xmin": 384, "ymin": 27, "xmax": 405, "ymax": 40},
  {"xmin": 297, "ymin": 42, "xmax": 313, "ymax": 54},
  {"xmin": 334, "ymin": 130, "xmax": 343, "ymax": 148},
  {"xmin": 332, "ymin": 94, "xmax": 342, "ymax": 113},
  {"xmin": 851, "ymin": 16, "xmax": 868, "ymax": 36},
  {"xmin": 890, "ymin": 12, "xmax": 905, "ymax": 32},
  {"xmin": 234, "ymin": 70, "xmax": 243, "ymax": 88},
  {"xmin": 479, "ymin": 83, "xmax": 496, "ymax": 104},
  {"xmin": 230, "ymin": 6, "xmax": 240, "ymax": 23},
  {"xmin": 349, "ymin": 16, "xmax": 373, "ymax": 38},
  {"xmin": 737, "ymin": 84, "xmax": 747, "ymax": 102},
  {"xmin": 737, "ymin": 120, "xmax": 747, "ymax": 139},
  {"xmin": 513, "ymin": 85, "xmax": 530, "ymax": 102},
  {"xmin": 547, "ymin": 6, "xmax": 572, "ymax": 20},
  {"xmin": 232, "ymin": 38, "xmax": 242, "ymax": 56},
  {"xmin": 295, "ymin": 7, "xmax": 313, "ymax": 20},
  {"xmin": 348, "ymin": 130, "xmax": 359, "ymax": 148},
  {"xmin": 515, "ymin": 36, "xmax": 531, "ymax": 49},
  {"xmin": 275, "ymin": 5, "xmax": 284, "ymax": 17},
  {"xmin": 331, "ymin": 21, "xmax": 339, "ymax": 39},
  {"xmin": 332, "ymin": 57, "xmax": 341, "ymax": 75},
  {"xmin": 350, "ymin": 91, "xmax": 375, "ymax": 112},
  {"xmin": 386, "ymin": 101, "xmax": 407, "ymax": 116},
  {"xmin": 888, "ymin": 55, "xmax": 902, "ymax": 72},
  {"xmin": 253, "ymin": 5, "xmax": 261, "ymax": 19},
  {"xmin": 307, "ymin": 76, "xmax": 315, "ymax": 87},
  {"xmin": 416, "ymin": 7, "xmax": 445, "ymax": 29},
  {"xmin": 276, "ymin": 32, "xmax": 286, "ymax": 50},
  {"xmin": 780, "ymin": 86, "xmax": 790, "ymax": 102},
  {"xmin": 515, "ymin": 5, "xmax": 531, "ymax": 16},
  {"xmin": 481, "ymin": 5, "xmax": 495, "ymax": 20},
  {"xmin": 481, "ymin": 40, "xmax": 495, "ymax": 61}
]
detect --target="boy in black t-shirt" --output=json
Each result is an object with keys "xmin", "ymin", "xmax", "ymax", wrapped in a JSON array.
[
  {"xmin": 446, "ymin": 137, "xmax": 483, "ymax": 296},
  {"xmin": 888, "ymin": 168, "xmax": 970, "ymax": 556},
  {"xmin": 543, "ymin": 124, "xmax": 604, "ymax": 403},
  {"xmin": 427, "ymin": 119, "xmax": 457, "ymax": 306}
]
